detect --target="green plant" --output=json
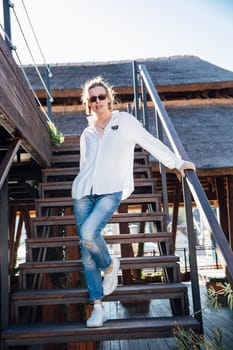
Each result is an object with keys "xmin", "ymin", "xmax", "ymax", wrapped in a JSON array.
[
  {"xmin": 48, "ymin": 121, "xmax": 64, "ymax": 145},
  {"xmin": 173, "ymin": 326, "xmax": 204, "ymax": 349},
  {"xmin": 204, "ymin": 328, "xmax": 224, "ymax": 350},
  {"xmin": 220, "ymin": 282, "xmax": 233, "ymax": 309},
  {"xmin": 206, "ymin": 284, "xmax": 223, "ymax": 310},
  {"xmin": 173, "ymin": 282, "xmax": 233, "ymax": 349},
  {"xmin": 206, "ymin": 282, "xmax": 233, "ymax": 310}
]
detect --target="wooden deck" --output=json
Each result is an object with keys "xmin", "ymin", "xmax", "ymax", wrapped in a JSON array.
[{"xmin": 99, "ymin": 281, "xmax": 233, "ymax": 350}]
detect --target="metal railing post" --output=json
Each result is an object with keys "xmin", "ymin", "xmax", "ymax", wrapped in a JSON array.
[
  {"xmin": 127, "ymin": 103, "xmax": 132, "ymax": 114},
  {"xmin": 3, "ymin": 0, "xmax": 13, "ymax": 50},
  {"xmin": 46, "ymin": 65, "xmax": 53, "ymax": 121},
  {"xmin": 140, "ymin": 78, "xmax": 148, "ymax": 129},
  {"xmin": 183, "ymin": 247, "xmax": 187, "ymax": 273},
  {"xmin": 183, "ymin": 177, "xmax": 203, "ymax": 330},
  {"xmin": 155, "ymin": 110, "xmax": 169, "ymax": 218},
  {"xmin": 132, "ymin": 61, "xmax": 140, "ymax": 121}
]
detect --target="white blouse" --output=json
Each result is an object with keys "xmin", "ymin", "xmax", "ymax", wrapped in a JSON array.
[{"xmin": 71, "ymin": 111, "xmax": 184, "ymax": 200}]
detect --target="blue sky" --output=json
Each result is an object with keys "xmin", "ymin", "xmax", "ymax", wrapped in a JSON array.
[{"xmin": 1, "ymin": 0, "xmax": 233, "ymax": 71}]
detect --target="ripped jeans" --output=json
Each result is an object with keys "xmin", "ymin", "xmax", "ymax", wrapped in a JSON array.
[{"xmin": 73, "ymin": 191, "xmax": 122, "ymax": 301}]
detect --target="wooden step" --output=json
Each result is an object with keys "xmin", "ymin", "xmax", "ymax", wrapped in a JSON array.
[
  {"xmin": 42, "ymin": 164, "xmax": 153, "ymax": 182},
  {"xmin": 51, "ymin": 141, "xmax": 144, "ymax": 154},
  {"xmin": 49, "ymin": 150, "xmax": 150, "ymax": 166},
  {"xmin": 26, "ymin": 232, "xmax": 172, "ymax": 261},
  {"xmin": 133, "ymin": 165, "xmax": 152, "ymax": 178},
  {"xmin": 19, "ymin": 256, "xmax": 180, "ymax": 288},
  {"xmin": 35, "ymin": 193, "xmax": 162, "ymax": 214},
  {"xmin": 35, "ymin": 193, "xmax": 162, "ymax": 205},
  {"xmin": 58, "ymin": 134, "xmax": 80, "ymax": 145},
  {"xmin": 11, "ymin": 283, "xmax": 189, "ymax": 322},
  {"xmin": 52, "ymin": 144, "xmax": 80, "ymax": 154},
  {"xmin": 31, "ymin": 212, "xmax": 167, "ymax": 230},
  {"xmin": 26, "ymin": 232, "xmax": 172, "ymax": 248},
  {"xmin": 42, "ymin": 167, "xmax": 79, "ymax": 182},
  {"xmin": 38, "ymin": 179, "xmax": 156, "ymax": 197},
  {"xmin": 30, "ymin": 212, "xmax": 167, "ymax": 238},
  {"xmin": 42, "ymin": 164, "xmax": 152, "ymax": 176},
  {"xmin": 19, "ymin": 256, "xmax": 180, "ymax": 273},
  {"xmin": 1, "ymin": 316, "xmax": 201, "ymax": 347},
  {"xmin": 12, "ymin": 283, "xmax": 188, "ymax": 306},
  {"xmin": 50, "ymin": 154, "xmax": 80, "ymax": 165}
]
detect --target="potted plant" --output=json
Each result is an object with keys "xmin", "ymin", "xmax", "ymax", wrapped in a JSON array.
[
  {"xmin": 48, "ymin": 121, "xmax": 64, "ymax": 146},
  {"xmin": 206, "ymin": 277, "xmax": 228, "ymax": 306}
]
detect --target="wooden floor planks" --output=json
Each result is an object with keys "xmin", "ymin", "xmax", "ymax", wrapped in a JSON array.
[{"xmin": 100, "ymin": 282, "xmax": 233, "ymax": 350}]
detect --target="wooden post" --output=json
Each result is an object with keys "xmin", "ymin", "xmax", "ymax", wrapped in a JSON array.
[
  {"xmin": 171, "ymin": 181, "xmax": 181, "ymax": 252},
  {"xmin": 132, "ymin": 61, "xmax": 140, "ymax": 121},
  {"xmin": 119, "ymin": 203, "xmax": 134, "ymax": 284},
  {"xmin": 0, "ymin": 178, "xmax": 9, "ymax": 331},
  {"xmin": 215, "ymin": 176, "xmax": 229, "ymax": 241}
]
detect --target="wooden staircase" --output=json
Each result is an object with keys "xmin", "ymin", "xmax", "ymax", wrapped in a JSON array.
[{"xmin": 1, "ymin": 135, "xmax": 201, "ymax": 349}]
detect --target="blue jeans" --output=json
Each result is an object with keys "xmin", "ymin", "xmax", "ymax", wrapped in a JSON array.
[{"xmin": 73, "ymin": 191, "xmax": 122, "ymax": 301}]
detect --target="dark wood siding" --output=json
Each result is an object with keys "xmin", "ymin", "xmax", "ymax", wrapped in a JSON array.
[{"xmin": 0, "ymin": 34, "xmax": 51, "ymax": 167}]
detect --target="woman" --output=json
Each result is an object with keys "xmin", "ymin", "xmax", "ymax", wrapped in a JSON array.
[{"xmin": 72, "ymin": 76, "xmax": 196, "ymax": 328}]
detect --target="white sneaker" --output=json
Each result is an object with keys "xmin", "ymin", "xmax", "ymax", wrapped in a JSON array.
[
  {"xmin": 86, "ymin": 303, "xmax": 106, "ymax": 328},
  {"xmin": 103, "ymin": 257, "xmax": 120, "ymax": 296}
]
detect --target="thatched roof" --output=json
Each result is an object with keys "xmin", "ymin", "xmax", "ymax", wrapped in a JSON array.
[
  {"xmin": 24, "ymin": 55, "xmax": 233, "ymax": 170},
  {"xmin": 52, "ymin": 103, "xmax": 233, "ymax": 170},
  {"xmin": 167, "ymin": 104, "xmax": 233, "ymax": 169},
  {"xmin": 25, "ymin": 55, "xmax": 233, "ymax": 91}
]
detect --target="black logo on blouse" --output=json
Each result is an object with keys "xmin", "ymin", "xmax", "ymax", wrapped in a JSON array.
[{"xmin": 111, "ymin": 125, "xmax": 119, "ymax": 130}]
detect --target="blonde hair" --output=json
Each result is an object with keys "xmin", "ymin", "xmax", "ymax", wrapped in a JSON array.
[{"xmin": 81, "ymin": 76, "xmax": 115, "ymax": 115}]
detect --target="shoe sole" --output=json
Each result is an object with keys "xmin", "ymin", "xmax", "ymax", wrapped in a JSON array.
[{"xmin": 86, "ymin": 316, "xmax": 107, "ymax": 328}]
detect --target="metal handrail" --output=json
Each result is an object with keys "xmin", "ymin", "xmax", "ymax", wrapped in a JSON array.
[
  {"xmin": 133, "ymin": 62, "xmax": 202, "ymax": 327},
  {"xmin": 138, "ymin": 62, "xmax": 233, "ymax": 285}
]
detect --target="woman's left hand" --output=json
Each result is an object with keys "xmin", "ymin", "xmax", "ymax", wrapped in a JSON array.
[{"xmin": 179, "ymin": 161, "xmax": 196, "ymax": 177}]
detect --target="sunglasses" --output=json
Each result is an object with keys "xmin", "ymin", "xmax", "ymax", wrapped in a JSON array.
[{"xmin": 89, "ymin": 94, "xmax": 107, "ymax": 103}]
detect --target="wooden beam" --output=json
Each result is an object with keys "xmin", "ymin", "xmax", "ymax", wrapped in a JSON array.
[
  {"xmin": 152, "ymin": 164, "xmax": 233, "ymax": 177},
  {"xmin": 39, "ymin": 97, "xmax": 233, "ymax": 113},
  {"xmin": 171, "ymin": 181, "xmax": 181, "ymax": 251},
  {"xmin": 215, "ymin": 177, "xmax": 229, "ymax": 241},
  {"xmin": 157, "ymin": 81, "xmax": 233, "ymax": 93},
  {"xmin": 35, "ymin": 80, "xmax": 233, "ymax": 99},
  {"xmin": 163, "ymin": 98, "xmax": 233, "ymax": 108},
  {"xmin": 0, "ymin": 138, "xmax": 21, "ymax": 191}
]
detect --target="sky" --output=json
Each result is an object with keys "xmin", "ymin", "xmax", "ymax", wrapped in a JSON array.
[{"xmin": 1, "ymin": 0, "xmax": 233, "ymax": 72}]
